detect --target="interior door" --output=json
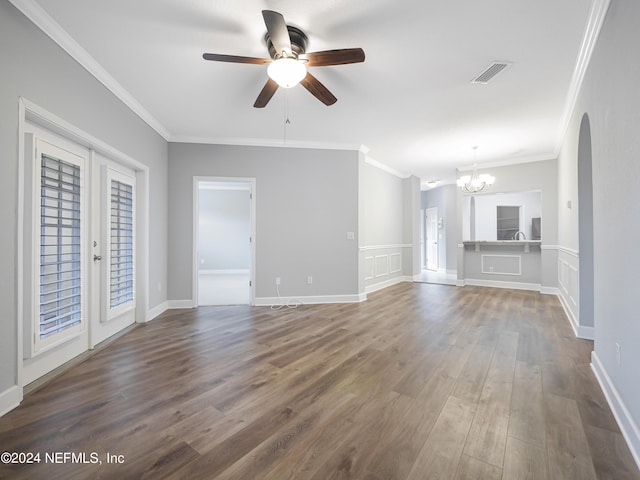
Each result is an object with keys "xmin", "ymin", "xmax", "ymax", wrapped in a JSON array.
[
  {"xmin": 90, "ymin": 154, "xmax": 137, "ymax": 348},
  {"xmin": 425, "ymin": 207, "xmax": 439, "ymax": 272}
]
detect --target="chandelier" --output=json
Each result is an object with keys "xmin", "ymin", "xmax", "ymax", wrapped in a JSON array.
[{"xmin": 457, "ymin": 146, "xmax": 495, "ymax": 194}]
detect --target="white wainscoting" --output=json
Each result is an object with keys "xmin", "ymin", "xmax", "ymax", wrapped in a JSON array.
[
  {"xmin": 360, "ymin": 244, "xmax": 411, "ymax": 293},
  {"xmin": 390, "ymin": 253, "xmax": 402, "ymax": 274},
  {"xmin": 374, "ymin": 255, "xmax": 389, "ymax": 278},
  {"xmin": 481, "ymin": 254, "xmax": 522, "ymax": 276},
  {"xmin": 364, "ymin": 256, "xmax": 375, "ymax": 280},
  {"xmin": 554, "ymin": 247, "xmax": 593, "ymax": 339}
]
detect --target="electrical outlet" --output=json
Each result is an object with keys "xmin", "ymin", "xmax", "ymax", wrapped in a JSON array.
[
  {"xmin": 307, "ymin": 276, "xmax": 313, "ymax": 285},
  {"xmin": 616, "ymin": 343, "xmax": 622, "ymax": 365},
  {"xmin": 275, "ymin": 277, "xmax": 281, "ymax": 286}
]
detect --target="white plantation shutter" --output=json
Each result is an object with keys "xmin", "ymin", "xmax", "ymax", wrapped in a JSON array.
[
  {"xmin": 38, "ymin": 152, "xmax": 83, "ymax": 341},
  {"xmin": 109, "ymin": 179, "xmax": 135, "ymax": 309}
]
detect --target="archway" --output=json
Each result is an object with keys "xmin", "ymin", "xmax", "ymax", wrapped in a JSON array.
[{"xmin": 578, "ymin": 113, "xmax": 594, "ymax": 330}]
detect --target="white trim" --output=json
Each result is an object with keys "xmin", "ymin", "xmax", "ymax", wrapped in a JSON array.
[
  {"xmin": 254, "ymin": 294, "xmax": 366, "ymax": 306},
  {"xmin": 374, "ymin": 255, "xmax": 390, "ymax": 277},
  {"xmin": 363, "ymin": 155, "xmax": 409, "ymax": 179},
  {"xmin": 554, "ymin": 0, "xmax": 611, "ymax": 157},
  {"xmin": 198, "ymin": 269, "xmax": 250, "ymax": 275},
  {"xmin": 591, "ymin": 351, "xmax": 640, "ymax": 471},
  {"xmin": 364, "ymin": 256, "xmax": 375, "ymax": 280},
  {"xmin": 171, "ymin": 136, "xmax": 361, "ymax": 152},
  {"xmin": 481, "ymin": 254, "xmax": 522, "ymax": 276},
  {"xmin": 167, "ymin": 300, "xmax": 196, "ymax": 309},
  {"xmin": 193, "ymin": 176, "xmax": 256, "ymax": 307},
  {"xmin": 9, "ymin": 0, "xmax": 170, "ymax": 140},
  {"xmin": 389, "ymin": 253, "xmax": 402, "ymax": 274},
  {"xmin": 542, "ymin": 244, "xmax": 580, "ymax": 257},
  {"xmin": 557, "ymin": 289, "xmax": 579, "ymax": 336},
  {"xmin": 17, "ymin": 99, "xmax": 152, "ymax": 391},
  {"xmin": 16, "ymin": 100, "xmax": 26, "ymax": 398},
  {"xmin": 540, "ymin": 286, "xmax": 560, "ymax": 295},
  {"xmin": 462, "ymin": 278, "xmax": 541, "ymax": 292},
  {"xmin": 147, "ymin": 301, "xmax": 168, "ymax": 322},
  {"xmin": 359, "ymin": 244, "xmax": 412, "ymax": 252},
  {"xmin": 456, "ymin": 279, "xmax": 466, "ymax": 287},
  {"xmin": 365, "ymin": 276, "xmax": 412, "ymax": 294},
  {"xmin": 457, "ymin": 154, "xmax": 556, "ymax": 172},
  {"xmin": 22, "ymin": 98, "xmax": 150, "ymax": 172},
  {"xmin": 0, "ymin": 386, "xmax": 22, "ymax": 417}
]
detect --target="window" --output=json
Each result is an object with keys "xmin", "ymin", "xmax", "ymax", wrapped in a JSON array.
[
  {"xmin": 103, "ymin": 168, "xmax": 136, "ymax": 321},
  {"xmin": 34, "ymin": 140, "xmax": 86, "ymax": 350},
  {"xmin": 109, "ymin": 179, "xmax": 134, "ymax": 309}
]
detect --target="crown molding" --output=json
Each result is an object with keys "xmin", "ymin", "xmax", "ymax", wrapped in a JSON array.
[
  {"xmin": 554, "ymin": 0, "xmax": 611, "ymax": 156},
  {"xmin": 456, "ymin": 152, "xmax": 557, "ymax": 172},
  {"xmin": 363, "ymin": 156, "xmax": 409, "ymax": 179},
  {"xmin": 9, "ymin": 0, "xmax": 171, "ymax": 140},
  {"xmin": 168, "ymin": 135, "xmax": 362, "ymax": 152}
]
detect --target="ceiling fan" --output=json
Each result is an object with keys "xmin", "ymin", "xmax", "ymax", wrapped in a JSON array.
[{"xmin": 202, "ymin": 10, "xmax": 365, "ymax": 108}]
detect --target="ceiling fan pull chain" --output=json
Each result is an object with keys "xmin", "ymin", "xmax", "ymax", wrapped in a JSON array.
[{"xmin": 283, "ymin": 89, "xmax": 291, "ymax": 144}]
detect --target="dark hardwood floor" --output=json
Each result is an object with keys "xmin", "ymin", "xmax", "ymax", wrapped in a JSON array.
[{"xmin": 1, "ymin": 283, "xmax": 638, "ymax": 479}]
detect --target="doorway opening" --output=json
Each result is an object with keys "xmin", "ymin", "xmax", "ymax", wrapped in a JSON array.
[{"xmin": 194, "ymin": 178, "xmax": 255, "ymax": 306}]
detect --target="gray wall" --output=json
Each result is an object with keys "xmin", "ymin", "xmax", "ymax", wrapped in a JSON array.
[
  {"xmin": 557, "ymin": 0, "xmax": 640, "ymax": 450},
  {"xmin": 0, "ymin": 3, "xmax": 168, "ymax": 397},
  {"xmin": 168, "ymin": 143, "xmax": 359, "ymax": 300},
  {"xmin": 198, "ymin": 189, "xmax": 251, "ymax": 271},
  {"xmin": 421, "ymin": 184, "xmax": 458, "ymax": 272}
]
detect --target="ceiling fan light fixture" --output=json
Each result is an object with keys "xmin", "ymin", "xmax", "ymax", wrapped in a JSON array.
[{"xmin": 267, "ymin": 58, "xmax": 307, "ymax": 88}]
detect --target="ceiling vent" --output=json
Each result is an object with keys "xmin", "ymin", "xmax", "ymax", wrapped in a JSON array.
[{"xmin": 471, "ymin": 62, "xmax": 512, "ymax": 84}]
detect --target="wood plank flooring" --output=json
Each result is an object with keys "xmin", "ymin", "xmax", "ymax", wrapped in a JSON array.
[{"xmin": 1, "ymin": 283, "xmax": 638, "ymax": 479}]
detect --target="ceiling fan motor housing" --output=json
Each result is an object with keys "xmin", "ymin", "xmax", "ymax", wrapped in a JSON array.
[{"xmin": 265, "ymin": 26, "xmax": 308, "ymax": 59}]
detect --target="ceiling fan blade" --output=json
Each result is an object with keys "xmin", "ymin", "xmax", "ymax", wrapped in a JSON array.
[
  {"xmin": 302, "ymin": 48, "xmax": 365, "ymax": 67},
  {"xmin": 254, "ymin": 78, "xmax": 279, "ymax": 108},
  {"xmin": 300, "ymin": 72, "xmax": 337, "ymax": 106},
  {"xmin": 262, "ymin": 10, "xmax": 292, "ymax": 56},
  {"xmin": 203, "ymin": 53, "xmax": 271, "ymax": 65}
]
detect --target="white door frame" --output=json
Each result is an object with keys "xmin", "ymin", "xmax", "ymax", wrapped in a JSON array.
[
  {"xmin": 15, "ymin": 98, "xmax": 150, "ymax": 402},
  {"xmin": 425, "ymin": 207, "xmax": 439, "ymax": 272},
  {"xmin": 192, "ymin": 176, "xmax": 256, "ymax": 307}
]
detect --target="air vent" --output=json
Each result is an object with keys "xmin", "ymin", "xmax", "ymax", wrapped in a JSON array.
[{"xmin": 471, "ymin": 62, "xmax": 511, "ymax": 84}]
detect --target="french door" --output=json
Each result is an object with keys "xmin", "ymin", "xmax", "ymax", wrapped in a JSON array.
[
  {"xmin": 23, "ymin": 132, "xmax": 137, "ymax": 384},
  {"xmin": 89, "ymin": 154, "xmax": 137, "ymax": 348}
]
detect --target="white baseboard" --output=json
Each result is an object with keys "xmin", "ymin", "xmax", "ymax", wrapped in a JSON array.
[
  {"xmin": 366, "ymin": 276, "xmax": 411, "ymax": 294},
  {"xmin": 457, "ymin": 279, "xmax": 466, "ymax": 287},
  {"xmin": 462, "ymin": 278, "xmax": 541, "ymax": 292},
  {"xmin": 591, "ymin": 351, "xmax": 640, "ymax": 471},
  {"xmin": 147, "ymin": 301, "xmax": 168, "ymax": 321},
  {"xmin": 254, "ymin": 293, "xmax": 366, "ymax": 307},
  {"xmin": 167, "ymin": 299, "xmax": 196, "ymax": 309},
  {"xmin": 556, "ymin": 289, "xmax": 594, "ymax": 340},
  {"xmin": 198, "ymin": 269, "xmax": 249, "ymax": 275},
  {"xmin": 540, "ymin": 286, "xmax": 560, "ymax": 295},
  {"xmin": 0, "ymin": 385, "xmax": 22, "ymax": 417}
]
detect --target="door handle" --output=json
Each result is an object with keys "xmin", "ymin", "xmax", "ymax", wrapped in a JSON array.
[{"xmin": 93, "ymin": 255, "xmax": 102, "ymax": 261}]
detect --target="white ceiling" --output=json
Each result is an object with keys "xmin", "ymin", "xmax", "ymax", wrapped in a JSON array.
[{"xmin": 17, "ymin": 0, "xmax": 595, "ymax": 185}]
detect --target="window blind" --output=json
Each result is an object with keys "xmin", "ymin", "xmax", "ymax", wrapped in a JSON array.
[
  {"xmin": 39, "ymin": 154, "xmax": 82, "ymax": 339},
  {"xmin": 110, "ymin": 180, "xmax": 134, "ymax": 308}
]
